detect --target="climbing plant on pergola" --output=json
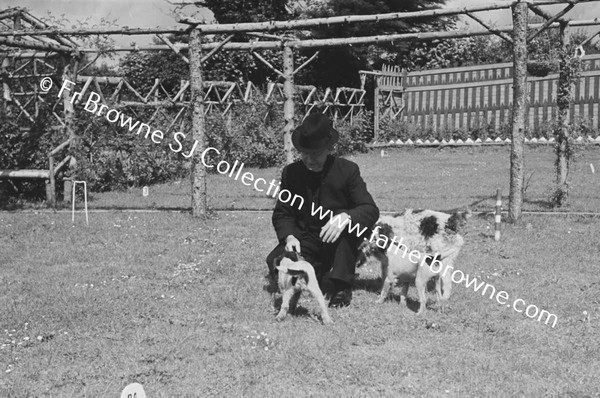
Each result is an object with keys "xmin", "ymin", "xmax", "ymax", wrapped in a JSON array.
[{"xmin": 3, "ymin": 0, "xmax": 600, "ymax": 221}]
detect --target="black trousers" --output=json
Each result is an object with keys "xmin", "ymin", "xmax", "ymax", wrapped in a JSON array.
[{"xmin": 266, "ymin": 231, "xmax": 359, "ymax": 290}]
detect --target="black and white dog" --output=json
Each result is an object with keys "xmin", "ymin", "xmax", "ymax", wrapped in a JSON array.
[
  {"xmin": 272, "ymin": 252, "xmax": 333, "ymax": 324},
  {"xmin": 357, "ymin": 209, "xmax": 470, "ymax": 314}
]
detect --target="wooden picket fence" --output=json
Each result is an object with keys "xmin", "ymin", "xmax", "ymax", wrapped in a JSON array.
[{"xmin": 371, "ymin": 55, "xmax": 600, "ymax": 140}]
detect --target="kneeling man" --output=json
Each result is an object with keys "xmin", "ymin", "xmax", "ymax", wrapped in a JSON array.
[{"xmin": 266, "ymin": 113, "xmax": 379, "ymax": 307}]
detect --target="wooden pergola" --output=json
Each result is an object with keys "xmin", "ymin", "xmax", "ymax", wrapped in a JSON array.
[{"xmin": 2, "ymin": 1, "xmax": 600, "ymax": 220}]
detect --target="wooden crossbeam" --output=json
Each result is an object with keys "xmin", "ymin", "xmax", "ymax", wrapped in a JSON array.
[
  {"xmin": 221, "ymin": 83, "xmax": 236, "ymax": 102},
  {"xmin": 528, "ymin": 2, "xmax": 578, "ymax": 41},
  {"xmin": 122, "ymin": 79, "xmax": 146, "ymax": 102},
  {"xmin": 179, "ymin": 3, "xmax": 513, "ymax": 30},
  {"xmin": 12, "ymin": 95, "xmax": 35, "ymax": 123},
  {"xmin": 0, "ymin": 8, "xmax": 23, "ymax": 21},
  {"xmin": 19, "ymin": 10, "xmax": 79, "ymax": 48},
  {"xmin": 159, "ymin": 83, "xmax": 174, "ymax": 101},
  {"xmin": 144, "ymin": 79, "xmax": 161, "ymax": 102},
  {"xmin": 579, "ymin": 26, "xmax": 600, "ymax": 47},
  {"xmin": 78, "ymin": 54, "xmax": 100, "ymax": 74},
  {"xmin": 93, "ymin": 79, "xmax": 107, "ymax": 103},
  {"xmin": 173, "ymin": 81, "xmax": 190, "ymax": 102},
  {"xmin": 246, "ymin": 32, "xmax": 286, "ymax": 41},
  {"xmin": 466, "ymin": 12, "xmax": 513, "ymax": 43},
  {"xmin": 244, "ymin": 81, "xmax": 256, "ymax": 102},
  {"xmin": 157, "ymin": 34, "xmax": 189, "ymax": 63},
  {"xmin": 528, "ymin": 4, "xmax": 556, "ymax": 20},
  {"xmin": 293, "ymin": 50, "xmax": 320, "ymax": 75},
  {"xmin": 11, "ymin": 59, "xmax": 33, "ymax": 75},
  {"xmin": 0, "ymin": 169, "xmax": 51, "ymax": 179},
  {"xmin": 303, "ymin": 87, "xmax": 317, "ymax": 105},
  {"xmin": 66, "ymin": 17, "xmax": 600, "ymax": 53},
  {"xmin": 110, "ymin": 79, "xmax": 124, "ymax": 101},
  {"xmin": 0, "ymin": 37, "xmax": 72, "ymax": 53},
  {"xmin": 75, "ymin": 76, "xmax": 93, "ymax": 105},
  {"xmin": 222, "ymin": 102, "xmax": 233, "ymax": 116},
  {"xmin": 166, "ymin": 106, "xmax": 187, "ymax": 133},
  {"xmin": 251, "ymin": 51, "xmax": 285, "ymax": 78},
  {"xmin": 0, "ymin": 25, "xmax": 191, "ymax": 38},
  {"xmin": 36, "ymin": 59, "xmax": 57, "ymax": 72},
  {"xmin": 200, "ymin": 34, "xmax": 234, "ymax": 64}
]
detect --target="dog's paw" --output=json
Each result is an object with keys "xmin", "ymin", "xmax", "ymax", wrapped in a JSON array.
[
  {"xmin": 375, "ymin": 297, "xmax": 386, "ymax": 304},
  {"xmin": 321, "ymin": 316, "xmax": 333, "ymax": 325},
  {"xmin": 275, "ymin": 313, "xmax": 287, "ymax": 322}
]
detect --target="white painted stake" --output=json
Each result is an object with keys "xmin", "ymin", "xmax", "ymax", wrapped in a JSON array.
[
  {"xmin": 71, "ymin": 180, "xmax": 89, "ymax": 226},
  {"xmin": 495, "ymin": 188, "xmax": 502, "ymax": 241}
]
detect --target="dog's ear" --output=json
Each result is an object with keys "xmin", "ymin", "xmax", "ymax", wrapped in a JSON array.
[
  {"xmin": 285, "ymin": 251, "xmax": 302, "ymax": 262},
  {"xmin": 446, "ymin": 210, "xmax": 470, "ymax": 233},
  {"xmin": 379, "ymin": 223, "xmax": 395, "ymax": 241},
  {"xmin": 273, "ymin": 254, "xmax": 284, "ymax": 269}
]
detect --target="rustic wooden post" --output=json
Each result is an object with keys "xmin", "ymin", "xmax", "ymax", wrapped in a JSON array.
[
  {"xmin": 282, "ymin": 43, "xmax": 295, "ymax": 164},
  {"xmin": 509, "ymin": 1, "xmax": 528, "ymax": 222},
  {"xmin": 374, "ymin": 74, "xmax": 381, "ymax": 141},
  {"xmin": 189, "ymin": 28, "xmax": 208, "ymax": 218},
  {"xmin": 1, "ymin": 57, "xmax": 11, "ymax": 114},
  {"xmin": 48, "ymin": 155, "xmax": 56, "ymax": 206},
  {"xmin": 226, "ymin": 110, "xmax": 232, "ymax": 135},
  {"xmin": 555, "ymin": 22, "xmax": 571, "ymax": 205},
  {"xmin": 57, "ymin": 54, "xmax": 79, "ymax": 207}
]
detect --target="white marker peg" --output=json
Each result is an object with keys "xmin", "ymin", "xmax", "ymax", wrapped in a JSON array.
[
  {"xmin": 591, "ymin": 163, "xmax": 596, "ymax": 174},
  {"xmin": 142, "ymin": 186, "xmax": 149, "ymax": 197},
  {"xmin": 120, "ymin": 382, "xmax": 147, "ymax": 398}
]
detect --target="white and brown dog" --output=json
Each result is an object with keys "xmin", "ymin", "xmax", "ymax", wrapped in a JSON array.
[
  {"xmin": 273, "ymin": 252, "xmax": 333, "ymax": 324},
  {"xmin": 357, "ymin": 209, "xmax": 469, "ymax": 314}
]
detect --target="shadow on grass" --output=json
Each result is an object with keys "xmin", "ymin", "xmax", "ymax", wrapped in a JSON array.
[
  {"xmin": 353, "ymin": 276, "xmax": 382, "ymax": 294},
  {"xmin": 262, "ymin": 276, "xmax": 322, "ymax": 321},
  {"xmin": 355, "ymin": 276, "xmax": 443, "ymax": 314},
  {"xmin": 523, "ymin": 198, "xmax": 554, "ymax": 209}
]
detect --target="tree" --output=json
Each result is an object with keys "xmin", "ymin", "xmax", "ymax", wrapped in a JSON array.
[
  {"xmin": 294, "ymin": 0, "xmax": 452, "ymax": 88},
  {"xmin": 203, "ymin": 0, "xmax": 290, "ymax": 23}
]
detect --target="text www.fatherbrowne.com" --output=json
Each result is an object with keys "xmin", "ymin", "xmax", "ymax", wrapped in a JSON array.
[{"xmin": 319, "ymin": 208, "xmax": 559, "ymax": 328}]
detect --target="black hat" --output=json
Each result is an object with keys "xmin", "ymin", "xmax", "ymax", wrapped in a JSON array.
[{"xmin": 291, "ymin": 113, "xmax": 339, "ymax": 153}]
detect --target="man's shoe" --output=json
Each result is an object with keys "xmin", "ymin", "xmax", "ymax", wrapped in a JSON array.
[{"xmin": 328, "ymin": 288, "xmax": 352, "ymax": 308}]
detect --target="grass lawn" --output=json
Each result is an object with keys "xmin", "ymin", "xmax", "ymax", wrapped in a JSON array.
[
  {"xmin": 71, "ymin": 145, "xmax": 600, "ymax": 213},
  {"xmin": 1, "ymin": 145, "xmax": 599, "ymax": 397}
]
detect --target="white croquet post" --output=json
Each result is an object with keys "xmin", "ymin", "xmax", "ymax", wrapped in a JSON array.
[
  {"xmin": 71, "ymin": 180, "xmax": 89, "ymax": 226},
  {"xmin": 494, "ymin": 188, "xmax": 502, "ymax": 241}
]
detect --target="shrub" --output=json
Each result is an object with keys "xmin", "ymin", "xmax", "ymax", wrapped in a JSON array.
[
  {"xmin": 204, "ymin": 102, "xmax": 285, "ymax": 169},
  {"xmin": 333, "ymin": 111, "xmax": 373, "ymax": 156},
  {"xmin": 0, "ymin": 108, "xmax": 65, "ymax": 203},
  {"xmin": 72, "ymin": 110, "xmax": 188, "ymax": 192},
  {"xmin": 2, "ymin": 100, "xmax": 375, "ymax": 194}
]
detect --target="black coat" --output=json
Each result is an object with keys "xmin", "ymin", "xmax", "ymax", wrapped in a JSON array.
[{"xmin": 272, "ymin": 155, "xmax": 379, "ymax": 243}]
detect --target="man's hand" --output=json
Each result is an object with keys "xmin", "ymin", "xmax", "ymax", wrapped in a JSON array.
[
  {"xmin": 320, "ymin": 212, "xmax": 351, "ymax": 244},
  {"xmin": 285, "ymin": 235, "xmax": 301, "ymax": 253}
]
